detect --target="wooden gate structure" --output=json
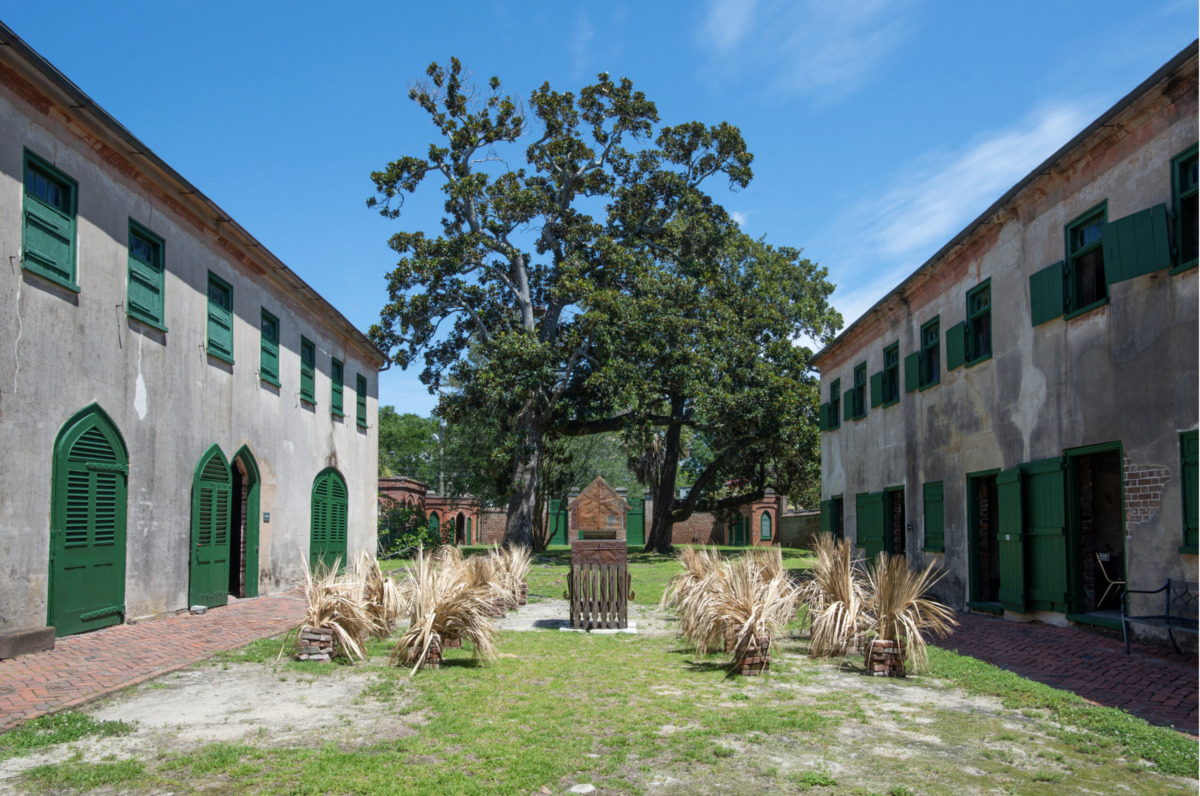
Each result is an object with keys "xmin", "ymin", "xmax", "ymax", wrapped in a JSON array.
[{"xmin": 569, "ymin": 540, "xmax": 632, "ymax": 630}]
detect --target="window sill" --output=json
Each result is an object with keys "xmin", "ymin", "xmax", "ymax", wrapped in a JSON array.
[
  {"xmin": 331, "ymin": 410, "xmax": 345, "ymax": 419},
  {"xmin": 357, "ymin": 421, "xmax": 368, "ymax": 430},
  {"xmin": 967, "ymin": 601, "xmax": 1003, "ymax": 615},
  {"xmin": 965, "ymin": 353, "xmax": 992, "ymax": 368},
  {"xmin": 207, "ymin": 347, "xmax": 235, "ymax": 366},
  {"xmin": 918, "ymin": 380, "xmax": 939, "ymax": 392},
  {"xmin": 128, "ymin": 313, "xmax": 168, "ymax": 334},
  {"xmin": 301, "ymin": 397, "xmax": 317, "ymax": 407},
  {"xmin": 260, "ymin": 374, "xmax": 281, "ymax": 388},
  {"xmin": 852, "ymin": 413, "xmax": 867, "ymax": 421},
  {"xmin": 1180, "ymin": 545, "xmax": 1198, "ymax": 555},
  {"xmin": 1169, "ymin": 259, "xmax": 1197, "ymax": 275},
  {"xmin": 1063, "ymin": 297, "xmax": 1108, "ymax": 321},
  {"xmin": 882, "ymin": 399, "xmax": 899, "ymax": 408},
  {"xmin": 23, "ymin": 265, "xmax": 80, "ymax": 293}
]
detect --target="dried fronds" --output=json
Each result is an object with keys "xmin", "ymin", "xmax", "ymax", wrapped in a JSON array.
[
  {"xmin": 392, "ymin": 547, "xmax": 498, "ymax": 675},
  {"xmin": 355, "ymin": 552, "xmax": 404, "ymax": 638},
  {"xmin": 298, "ymin": 556, "xmax": 373, "ymax": 662},
  {"xmin": 865, "ymin": 553, "xmax": 957, "ymax": 673},
  {"xmin": 494, "ymin": 544, "xmax": 533, "ymax": 605},
  {"xmin": 703, "ymin": 554, "xmax": 801, "ymax": 666},
  {"xmin": 804, "ymin": 533, "xmax": 873, "ymax": 658},
  {"xmin": 660, "ymin": 547, "xmax": 724, "ymax": 611},
  {"xmin": 744, "ymin": 545, "xmax": 784, "ymax": 583}
]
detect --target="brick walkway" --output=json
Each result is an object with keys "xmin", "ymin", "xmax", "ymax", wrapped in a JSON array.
[
  {"xmin": 932, "ymin": 612, "xmax": 1198, "ymax": 735},
  {"xmin": 0, "ymin": 592, "xmax": 304, "ymax": 732}
]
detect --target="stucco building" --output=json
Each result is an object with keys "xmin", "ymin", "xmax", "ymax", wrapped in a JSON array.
[
  {"xmin": 0, "ymin": 23, "xmax": 384, "ymax": 646},
  {"xmin": 813, "ymin": 43, "xmax": 1198, "ymax": 639}
]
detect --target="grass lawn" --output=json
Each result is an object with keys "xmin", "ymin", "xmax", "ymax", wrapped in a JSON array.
[{"xmin": 6, "ymin": 548, "xmax": 1197, "ymax": 795}]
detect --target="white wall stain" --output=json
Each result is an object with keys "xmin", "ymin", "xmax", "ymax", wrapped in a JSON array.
[{"xmin": 134, "ymin": 335, "xmax": 147, "ymax": 420}]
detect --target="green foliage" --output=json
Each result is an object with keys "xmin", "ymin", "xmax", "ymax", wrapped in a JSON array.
[
  {"xmin": 377, "ymin": 408, "xmax": 437, "ymax": 478},
  {"xmin": 0, "ymin": 711, "xmax": 133, "ymax": 759},
  {"xmin": 378, "ymin": 502, "xmax": 443, "ymax": 558}
]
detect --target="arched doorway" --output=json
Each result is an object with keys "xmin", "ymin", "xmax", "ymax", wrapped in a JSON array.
[
  {"xmin": 311, "ymin": 468, "xmax": 348, "ymax": 571},
  {"xmin": 49, "ymin": 404, "xmax": 128, "ymax": 636},
  {"xmin": 456, "ymin": 512, "xmax": 466, "ymax": 545},
  {"xmin": 190, "ymin": 445, "xmax": 232, "ymax": 608},
  {"xmin": 231, "ymin": 446, "xmax": 261, "ymax": 598},
  {"xmin": 760, "ymin": 511, "xmax": 772, "ymax": 542}
]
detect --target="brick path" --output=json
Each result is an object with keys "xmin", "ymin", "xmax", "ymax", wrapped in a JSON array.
[
  {"xmin": 931, "ymin": 612, "xmax": 1198, "ymax": 735},
  {"xmin": 0, "ymin": 592, "xmax": 304, "ymax": 731}
]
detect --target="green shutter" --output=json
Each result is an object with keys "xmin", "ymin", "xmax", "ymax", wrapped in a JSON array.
[
  {"xmin": 300, "ymin": 338, "xmax": 316, "ymax": 403},
  {"xmin": 1102, "ymin": 203, "xmax": 1172, "ymax": 285},
  {"xmin": 22, "ymin": 152, "xmax": 78, "ymax": 289},
  {"xmin": 818, "ymin": 402, "xmax": 829, "ymax": 431},
  {"xmin": 904, "ymin": 352, "xmax": 920, "ymax": 393},
  {"xmin": 856, "ymin": 491, "xmax": 886, "ymax": 561},
  {"xmin": 870, "ymin": 371, "xmax": 883, "ymax": 408},
  {"xmin": 1022, "ymin": 457, "xmax": 1068, "ymax": 612},
  {"xmin": 819, "ymin": 500, "xmax": 832, "ymax": 535},
  {"xmin": 260, "ymin": 310, "xmax": 279, "ymax": 385},
  {"xmin": 1181, "ymin": 432, "xmax": 1198, "ymax": 550},
  {"xmin": 1029, "ymin": 261, "xmax": 1065, "ymax": 326},
  {"xmin": 127, "ymin": 221, "xmax": 165, "ymax": 328},
  {"xmin": 311, "ymin": 469, "xmax": 348, "ymax": 570},
  {"xmin": 843, "ymin": 392, "xmax": 853, "ymax": 422},
  {"xmin": 922, "ymin": 481, "xmax": 945, "ymax": 552},
  {"xmin": 356, "ymin": 374, "xmax": 368, "ymax": 428},
  {"xmin": 996, "ymin": 467, "xmax": 1025, "ymax": 612},
  {"xmin": 206, "ymin": 274, "xmax": 234, "ymax": 363},
  {"xmin": 190, "ymin": 445, "xmax": 231, "ymax": 609},
  {"xmin": 945, "ymin": 321, "xmax": 966, "ymax": 371},
  {"xmin": 331, "ymin": 360, "xmax": 344, "ymax": 416}
]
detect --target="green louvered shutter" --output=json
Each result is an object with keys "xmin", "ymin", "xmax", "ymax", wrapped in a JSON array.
[
  {"xmin": 818, "ymin": 402, "xmax": 829, "ymax": 431},
  {"xmin": 945, "ymin": 321, "xmax": 966, "ymax": 371},
  {"xmin": 311, "ymin": 470, "xmax": 348, "ymax": 571},
  {"xmin": 1022, "ymin": 457, "xmax": 1068, "ymax": 612},
  {"xmin": 127, "ymin": 223, "xmax": 164, "ymax": 327},
  {"xmin": 922, "ymin": 481, "xmax": 945, "ymax": 552},
  {"xmin": 819, "ymin": 500, "xmax": 832, "ymax": 535},
  {"xmin": 300, "ymin": 338, "xmax": 316, "ymax": 404},
  {"xmin": 356, "ymin": 374, "xmax": 368, "ymax": 428},
  {"xmin": 869, "ymin": 371, "xmax": 883, "ymax": 408},
  {"xmin": 856, "ymin": 491, "xmax": 886, "ymax": 560},
  {"xmin": 996, "ymin": 467, "xmax": 1025, "ymax": 612},
  {"xmin": 23, "ymin": 153, "xmax": 77, "ymax": 287},
  {"xmin": 843, "ymin": 392, "xmax": 853, "ymax": 422},
  {"xmin": 1029, "ymin": 262, "xmax": 1065, "ymax": 326},
  {"xmin": 190, "ymin": 447, "xmax": 231, "ymax": 608},
  {"xmin": 904, "ymin": 352, "xmax": 920, "ymax": 393},
  {"xmin": 260, "ymin": 310, "xmax": 280, "ymax": 385},
  {"xmin": 331, "ymin": 359, "xmax": 344, "ymax": 416},
  {"xmin": 1102, "ymin": 203, "xmax": 1171, "ymax": 285},
  {"xmin": 206, "ymin": 274, "xmax": 234, "ymax": 362},
  {"xmin": 1182, "ymin": 431, "xmax": 1198, "ymax": 550}
]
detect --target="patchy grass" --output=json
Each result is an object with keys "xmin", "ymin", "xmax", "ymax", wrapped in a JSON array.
[
  {"xmin": 0, "ymin": 711, "xmax": 134, "ymax": 759},
  {"xmin": 21, "ymin": 754, "xmax": 144, "ymax": 791}
]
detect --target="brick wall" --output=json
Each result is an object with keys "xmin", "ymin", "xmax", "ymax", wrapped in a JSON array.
[
  {"xmin": 779, "ymin": 511, "xmax": 820, "ymax": 548},
  {"xmin": 478, "ymin": 508, "xmax": 507, "ymax": 545},
  {"xmin": 1124, "ymin": 458, "xmax": 1172, "ymax": 530}
]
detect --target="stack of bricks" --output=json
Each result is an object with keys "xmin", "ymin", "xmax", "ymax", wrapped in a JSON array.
[
  {"xmin": 735, "ymin": 634, "xmax": 772, "ymax": 676},
  {"xmin": 518, "ymin": 582, "xmax": 528, "ymax": 606},
  {"xmin": 419, "ymin": 636, "xmax": 444, "ymax": 670},
  {"xmin": 484, "ymin": 598, "xmax": 507, "ymax": 618},
  {"xmin": 296, "ymin": 625, "xmax": 336, "ymax": 662},
  {"xmin": 865, "ymin": 638, "xmax": 906, "ymax": 677},
  {"xmin": 441, "ymin": 632, "xmax": 462, "ymax": 649}
]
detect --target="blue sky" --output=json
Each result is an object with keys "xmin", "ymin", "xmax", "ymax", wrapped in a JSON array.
[{"xmin": 4, "ymin": 2, "xmax": 1195, "ymax": 415}]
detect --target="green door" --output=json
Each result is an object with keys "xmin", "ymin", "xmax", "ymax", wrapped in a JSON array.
[
  {"xmin": 549, "ymin": 499, "xmax": 568, "ymax": 545},
  {"xmin": 996, "ymin": 467, "xmax": 1025, "ymax": 612},
  {"xmin": 1023, "ymin": 457, "xmax": 1069, "ymax": 612},
  {"xmin": 626, "ymin": 499, "xmax": 645, "ymax": 548},
  {"xmin": 856, "ymin": 492, "xmax": 886, "ymax": 561},
  {"xmin": 49, "ymin": 405, "xmax": 128, "ymax": 636},
  {"xmin": 233, "ymin": 447, "xmax": 260, "ymax": 599},
  {"xmin": 466, "ymin": 516, "xmax": 473, "ymax": 545},
  {"xmin": 311, "ymin": 469, "xmax": 349, "ymax": 571},
  {"xmin": 190, "ymin": 445, "xmax": 231, "ymax": 608}
]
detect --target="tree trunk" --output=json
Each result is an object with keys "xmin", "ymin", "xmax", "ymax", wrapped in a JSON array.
[
  {"xmin": 503, "ymin": 405, "xmax": 542, "ymax": 548},
  {"xmin": 644, "ymin": 395, "xmax": 685, "ymax": 555}
]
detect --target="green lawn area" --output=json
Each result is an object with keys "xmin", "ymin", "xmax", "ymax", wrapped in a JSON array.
[{"xmin": 8, "ymin": 548, "xmax": 1197, "ymax": 795}]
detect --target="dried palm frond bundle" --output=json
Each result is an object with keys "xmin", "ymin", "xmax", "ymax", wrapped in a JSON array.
[
  {"xmin": 462, "ymin": 551, "xmax": 512, "ymax": 616},
  {"xmin": 660, "ymin": 547, "xmax": 724, "ymax": 611},
  {"xmin": 355, "ymin": 552, "xmax": 404, "ymax": 638},
  {"xmin": 296, "ymin": 556, "xmax": 373, "ymax": 662},
  {"xmin": 495, "ymin": 544, "xmax": 533, "ymax": 606},
  {"xmin": 744, "ymin": 545, "xmax": 784, "ymax": 583},
  {"xmin": 701, "ymin": 554, "xmax": 801, "ymax": 675},
  {"xmin": 801, "ymin": 533, "xmax": 872, "ymax": 658},
  {"xmin": 663, "ymin": 549, "xmax": 731, "ymax": 654},
  {"xmin": 392, "ymin": 547, "xmax": 498, "ymax": 675},
  {"xmin": 864, "ymin": 553, "xmax": 957, "ymax": 675},
  {"xmin": 433, "ymin": 544, "xmax": 464, "ymax": 569}
]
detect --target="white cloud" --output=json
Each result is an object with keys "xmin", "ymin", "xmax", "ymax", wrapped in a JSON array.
[
  {"xmin": 697, "ymin": 0, "xmax": 918, "ymax": 103},
  {"xmin": 701, "ymin": 0, "xmax": 758, "ymax": 54},
  {"xmin": 814, "ymin": 102, "xmax": 1099, "ymax": 331},
  {"xmin": 571, "ymin": 9, "xmax": 596, "ymax": 78},
  {"xmin": 730, "ymin": 210, "xmax": 750, "ymax": 228}
]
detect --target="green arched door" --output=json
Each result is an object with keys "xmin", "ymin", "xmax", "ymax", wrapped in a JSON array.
[
  {"xmin": 311, "ymin": 469, "xmax": 348, "ymax": 571},
  {"xmin": 760, "ymin": 512, "xmax": 772, "ymax": 541},
  {"xmin": 49, "ymin": 405, "xmax": 128, "ymax": 636},
  {"xmin": 190, "ymin": 445, "xmax": 232, "ymax": 608}
]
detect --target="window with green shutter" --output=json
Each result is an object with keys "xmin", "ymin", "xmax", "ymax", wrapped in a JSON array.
[
  {"xmin": 22, "ymin": 150, "xmax": 78, "ymax": 291},
  {"xmin": 946, "ymin": 321, "xmax": 966, "ymax": 371},
  {"xmin": 919, "ymin": 317, "xmax": 940, "ymax": 389},
  {"xmin": 1030, "ymin": 260, "xmax": 1066, "ymax": 326},
  {"xmin": 1172, "ymin": 145, "xmax": 1198, "ymax": 273},
  {"xmin": 330, "ymin": 359, "xmax": 344, "ymax": 417},
  {"xmin": 966, "ymin": 280, "xmax": 991, "ymax": 365},
  {"xmin": 828, "ymin": 379, "xmax": 841, "ymax": 430},
  {"xmin": 259, "ymin": 309, "xmax": 280, "ymax": 386},
  {"xmin": 1065, "ymin": 202, "xmax": 1107, "ymax": 315},
  {"xmin": 356, "ymin": 373, "xmax": 368, "ymax": 428},
  {"xmin": 206, "ymin": 273, "xmax": 234, "ymax": 364},
  {"xmin": 126, "ymin": 220, "xmax": 166, "ymax": 330},
  {"xmin": 923, "ymin": 481, "xmax": 945, "ymax": 552},
  {"xmin": 300, "ymin": 337, "xmax": 316, "ymax": 404},
  {"xmin": 852, "ymin": 362, "xmax": 867, "ymax": 419},
  {"xmin": 904, "ymin": 351, "xmax": 920, "ymax": 393},
  {"xmin": 1102, "ymin": 204, "xmax": 1171, "ymax": 284},
  {"xmin": 1182, "ymin": 431, "xmax": 1198, "ymax": 553}
]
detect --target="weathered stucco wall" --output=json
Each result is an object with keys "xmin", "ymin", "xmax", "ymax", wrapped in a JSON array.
[
  {"xmin": 0, "ymin": 51, "xmax": 380, "ymax": 633},
  {"xmin": 817, "ymin": 50, "xmax": 1198, "ymax": 618}
]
